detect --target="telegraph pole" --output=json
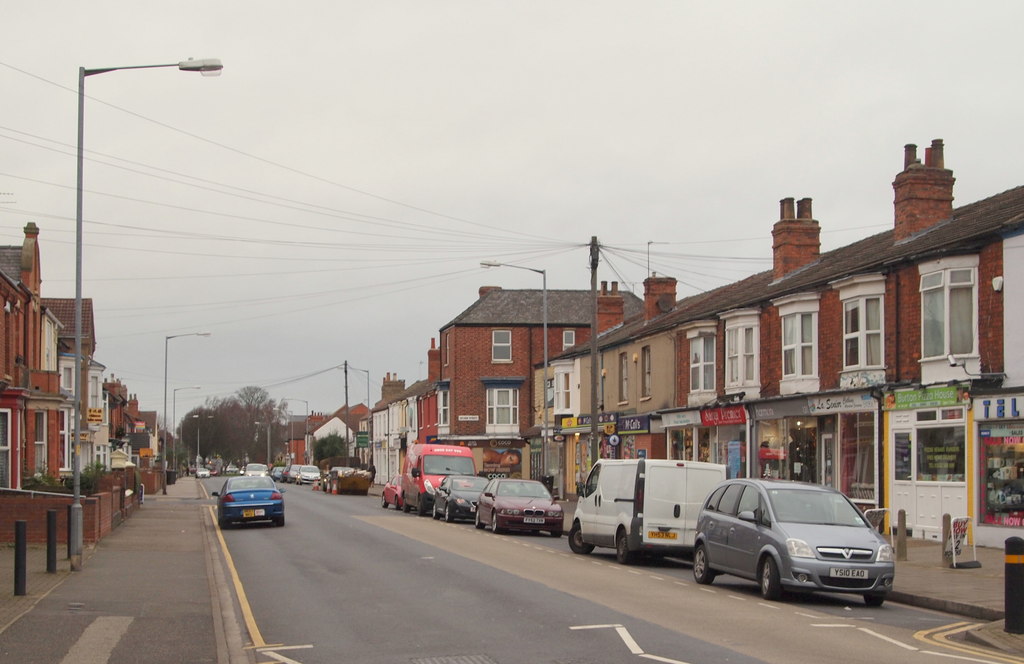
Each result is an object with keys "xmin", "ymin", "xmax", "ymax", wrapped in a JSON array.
[
  {"xmin": 344, "ymin": 361, "xmax": 351, "ymax": 459},
  {"xmin": 589, "ymin": 236, "xmax": 600, "ymax": 468}
]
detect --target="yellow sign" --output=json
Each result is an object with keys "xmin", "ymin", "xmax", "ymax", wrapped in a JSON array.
[
  {"xmin": 139, "ymin": 448, "xmax": 153, "ymax": 457},
  {"xmin": 562, "ymin": 417, "xmax": 578, "ymax": 428},
  {"xmin": 87, "ymin": 408, "xmax": 103, "ymax": 423},
  {"xmin": 603, "ymin": 423, "xmax": 617, "ymax": 435}
]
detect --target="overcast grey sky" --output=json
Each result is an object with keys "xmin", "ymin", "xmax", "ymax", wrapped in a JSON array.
[{"xmin": 3, "ymin": 2, "xmax": 1023, "ymax": 427}]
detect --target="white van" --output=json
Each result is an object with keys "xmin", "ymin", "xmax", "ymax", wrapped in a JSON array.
[{"xmin": 568, "ymin": 459, "xmax": 726, "ymax": 564}]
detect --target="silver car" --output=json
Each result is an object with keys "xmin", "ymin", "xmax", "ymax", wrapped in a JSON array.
[
  {"xmin": 295, "ymin": 465, "xmax": 321, "ymax": 485},
  {"xmin": 693, "ymin": 479, "xmax": 895, "ymax": 606}
]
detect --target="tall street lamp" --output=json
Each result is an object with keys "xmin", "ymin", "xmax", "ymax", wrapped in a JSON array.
[
  {"xmin": 173, "ymin": 385, "xmax": 201, "ymax": 471},
  {"xmin": 480, "ymin": 261, "xmax": 548, "ymax": 484},
  {"xmin": 283, "ymin": 399, "xmax": 309, "ymax": 465},
  {"xmin": 162, "ymin": 332, "xmax": 211, "ymax": 494},
  {"xmin": 254, "ymin": 421, "xmax": 271, "ymax": 466},
  {"xmin": 347, "ymin": 366, "xmax": 370, "ymax": 465},
  {"xmin": 71, "ymin": 57, "xmax": 222, "ymax": 570},
  {"xmin": 193, "ymin": 413, "xmax": 213, "ymax": 469}
]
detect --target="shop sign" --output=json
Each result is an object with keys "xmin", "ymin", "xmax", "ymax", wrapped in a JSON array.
[
  {"xmin": 807, "ymin": 392, "xmax": 875, "ymax": 414},
  {"xmin": 618, "ymin": 415, "xmax": 650, "ymax": 434},
  {"xmin": 977, "ymin": 397, "xmax": 1023, "ymax": 420},
  {"xmin": 700, "ymin": 405, "xmax": 746, "ymax": 426},
  {"xmin": 883, "ymin": 385, "xmax": 969, "ymax": 411},
  {"xmin": 87, "ymin": 408, "xmax": 103, "ymax": 424},
  {"xmin": 979, "ymin": 426, "xmax": 1024, "ymax": 439},
  {"xmin": 752, "ymin": 399, "xmax": 810, "ymax": 419},
  {"xmin": 660, "ymin": 410, "xmax": 701, "ymax": 428}
]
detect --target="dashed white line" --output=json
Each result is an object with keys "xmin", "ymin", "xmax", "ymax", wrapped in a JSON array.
[
  {"xmin": 858, "ymin": 627, "xmax": 919, "ymax": 651},
  {"xmin": 811, "ymin": 624, "xmax": 855, "ymax": 628},
  {"xmin": 757, "ymin": 603, "xmax": 780, "ymax": 610},
  {"xmin": 728, "ymin": 595, "xmax": 747, "ymax": 601}
]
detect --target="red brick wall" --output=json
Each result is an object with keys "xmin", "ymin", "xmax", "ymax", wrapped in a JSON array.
[
  {"xmin": 760, "ymin": 307, "xmax": 781, "ymax": 397},
  {"xmin": 0, "ymin": 494, "xmax": 112, "ymax": 545},
  {"xmin": 978, "ymin": 242, "xmax": 1005, "ymax": 373},
  {"xmin": 886, "ymin": 264, "xmax": 922, "ymax": 383},
  {"xmin": 818, "ymin": 289, "xmax": 842, "ymax": 390}
]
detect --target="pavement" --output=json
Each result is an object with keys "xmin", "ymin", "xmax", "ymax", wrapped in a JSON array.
[{"xmin": 0, "ymin": 478, "xmax": 1021, "ymax": 661}]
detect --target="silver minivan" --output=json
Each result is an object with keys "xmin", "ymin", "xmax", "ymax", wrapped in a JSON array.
[{"xmin": 693, "ymin": 479, "xmax": 895, "ymax": 606}]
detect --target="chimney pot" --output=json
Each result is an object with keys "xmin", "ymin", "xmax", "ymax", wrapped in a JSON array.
[
  {"xmin": 780, "ymin": 197, "xmax": 795, "ymax": 220},
  {"xmin": 797, "ymin": 198, "xmax": 813, "ymax": 220},
  {"xmin": 904, "ymin": 144, "xmax": 918, "ymax": 169}
]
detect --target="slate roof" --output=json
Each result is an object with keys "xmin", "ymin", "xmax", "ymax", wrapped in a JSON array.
[
  {"xmin": 443, "ymin": 288, "xmax": 644, "ymax": 328},
  {"xmin": 0, "ymin": 246, "xmax": 23, "ymax": 286},
  {"xmin": 42, "ymin": 297, "xmax": 96, "ymax": 343},
  {"xmin": 557, "ymin": 184, "xmax": 1024, "ymax": 358}
]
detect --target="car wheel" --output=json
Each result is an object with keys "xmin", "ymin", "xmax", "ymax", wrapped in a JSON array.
[
  {"xmin": 381, "ymin": 495, "xmax": 389, "ymax": 509},
  {"xmin": 218, "ymin": 518, "xmax": 230, "ymax": 530},
  {"xmin": 568, "ymin": 521, "xmax": 594, "ymax": 555},
  {"xmin": 417, "ymin": 495, "xmax": 428, "ymax": 517},
  {"xmin": 402, "ymin": 498, "xmax": 411, "ymax": 513},
  {"xmin": 615, "ymin": 527, "xmax": 637, "ymax": 565},
  {"xmin": 490, "ymin": 513, "xmax": 502, "ymax": 534},
  {"xmin": 475, "ymin": 510, "xmax": 485, "ymax": 530},
  {"xmin": 274, "ymin": 515, "xmax": 285, "ymax": 527},
  {"xmin": 760, "ymin": 556, "xmax": 783, "ymax": 601},
  {"xmin": 432, "ymin": 502, "xmax": 441, "ymax": 520},
  {"xmin": 693, "ymin": 543, "xmax": 716, "ymax": 584},
  {"xmin": 863, "ymin": 593, "xmax": 887, "ymax": 607},
  {"xmin": 444, "ymin": 504, "xmax": 454, "ymax": 523}
]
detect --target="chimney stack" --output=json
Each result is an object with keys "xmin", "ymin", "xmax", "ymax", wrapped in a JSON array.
[
  {"xmin": 427, "ymin": 338, "xmax": 441, "ymax": 383},
  {"xmin": 772, "ymin": 197, "xmax": 821, "ymax": 280},
  {"xmin": 643, "ymin": 275, "xmax": 677, "ymax": 321},
  {"xmin": 597, "ymin": 281, "xmax": 626, "ymax": 332},
  {"xmin": 479, "ymin": 286, "xmax": 501, "ymax": 299},
  {"xmin": 893, "ymin": 139, "xmax": 955, "ymax": 241}
]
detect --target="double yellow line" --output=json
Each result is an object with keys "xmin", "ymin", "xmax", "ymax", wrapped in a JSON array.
[{"xmin": 915, "ymin": 622, "xmax": 1024, "ymax": 664}]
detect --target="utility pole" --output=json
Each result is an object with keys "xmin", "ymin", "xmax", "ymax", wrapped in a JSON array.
[
  {"xmin": 589, "ymin": 236, "xmax": 600, "ymax": 469},
  {"xmin": 344, "ymin": 361, "xmax": 351, "ymax": 459}
]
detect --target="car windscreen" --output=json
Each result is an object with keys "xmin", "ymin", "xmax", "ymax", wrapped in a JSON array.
[
  {"xmin": 301, "ymin": 466, "xmax": 319, "ymax": 473},
  {"xmin": 423, "ymin": 455, "xmax": 475, "ymax": 476},
  {"xmin": 767, "ymin": 489, "xmax": 867, "ymax": 526},
  {"xmin": 453, "ymin": 477, "xmax": 488, "ymax": 491}
]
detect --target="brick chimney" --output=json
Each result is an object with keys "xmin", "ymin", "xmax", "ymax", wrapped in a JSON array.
[
  {"xmin": 127, "ymin": 394, "xmax": 139, "ymax": 418},
  {"xmin": 893, "ymin": 139, "xmax": 955, "ymax": 242},
  {"xmin": 643, "ymin": 275, "xmax": 677, "ymax": 321},
  {"xmin": 597, "ymin": 281, "xmax": 625, "ymax": 332},
  {"xmin": 380, "ymin": 372, "xmax": 406, "ymax": 402},
  {"xmin": 427, "ymin": 338, "xmax": 441, "ymax": 382},
  {"xmin": 479, "ymin": 286, "xmax": 501, "ymax": 299},
  {"xmin": 772, "ymin": 197, "xmax": 820, "ymax": 280}
]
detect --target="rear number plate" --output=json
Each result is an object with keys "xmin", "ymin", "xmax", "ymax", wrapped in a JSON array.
[
  {"xmin": 647, "ymin": 531, "xmax": 678, "ymax": 540},
  {"xmin": 523, "ymin": 517, "xmax": 545, "ymax": 524},
  {"xmin": 830, "ymin": 567, "xmax": 867, "ymax": 579},
  {"xmin": 242, "ymin": 509, "xmax": 265, "ymax": 518}
]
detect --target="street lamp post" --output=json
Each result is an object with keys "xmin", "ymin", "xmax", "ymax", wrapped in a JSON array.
[
  {"xmin": 283, "ymin": 399, "xmax": 309, "ymax": 465},
  {"xmin": 480, "ymin": 261, "xmax": 548, "ymax": 485},
  {"xmin": 71, "ymin": 57, "xmax": 222, "ymax": 570},
  {"xmin": 173, "ymin": 385, "xmax": 201, "ymax": 471},
  {"xmin": 162, "ymin": 332, "xmax": 211, "ymax": 494},
  {"xmin": 193, "ymin": 414, "xmax": 213, "ymax": 469},
  {"xmin": 254, "ymin": 422, "xmax": 271, "ymax": 466}
]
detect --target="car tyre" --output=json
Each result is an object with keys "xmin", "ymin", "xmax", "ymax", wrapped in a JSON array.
[
  {"xmin": 568, "ymin": 521, "xmax": 594, "ymax": 554},
  {"xmin": 402, "ymin": 498, "xmax": 411, "ymax": 513},
  {"xmin": 218, "ymin": 518, "xmax": 230, "ymax": 530},
  {"xmin": 863, "ymin": 593, "xmax": 887, "ymax": 607},
  {"xmin": 444, "ymin": 504, "xmax": 455, "ymax": 523},
  {"xmin": 432, "ymin": 503, "xmax": 441, "ymax": 520},
  {"xmin": 490, "ymin": 513, "xmax": 502, "ymax": 534},
  {"xmin": 417, "ymin": 495, "xmax": 428, "ymax": 517},
  {"xmin": 381, "ymin": 495, "xmax": 389, "ymax": 509},
  {"xmin": 693, "ymin": 543, "xmax": 716, "ymax": 584},
  {"xmin": 760, "ymin": 556, "xmax": 783, "ymax": 601},
  {"xmin": 475, "ymin": 510, "xmax": 485, "ymax": 529},
  {"xmin": 274, "ymin": 515, "xmax": 285, "ymax": 527},
  {"xmin": 615, "ymin": 527, "xmax": 637, "ymax": 565}
]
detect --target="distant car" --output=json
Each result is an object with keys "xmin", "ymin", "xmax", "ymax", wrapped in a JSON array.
[
  {"xmin": 474, "ymin": 478, "xmax": 563, "ymax": 537},
  {"xmin": 195, "ymin": 467, "xmax": 211, "ymax": 479},
  {"xmin": 225, "ymin": 464, "xmax": 239, "ymax": 475},
  {"xmin": 381, "ymin": 475, "xmax": 404, "ymax": 510},
  {"xmin": 213, "ymin": 476, "xmax": 285, "ymax": 528},
  {"xmin": 270, "ymin": 466, "xmax": 284, "ymax": 481},
  {"xmin": 296, "ymin": 465, "xmax": 321, "ymax": 485},
  {"xmin": 243, "ymin": 463, "xmax": 269, "ymax": 477},
  {"xmin": 692, "ymin": 479, "xmax": 895, "ymax": 606},
  {"xmin": 433, "ymin": 475, "xmax": 488, "ymax": 522},
  {"xmin": 280, "ymin": 466, "xmax": 293, "ymax": 483}
]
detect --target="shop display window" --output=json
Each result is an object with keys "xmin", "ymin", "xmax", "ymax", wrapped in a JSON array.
[
  {"xmin": 915, "ymin": 426, "xmax": 965, "ymax": 482},
  {"xmin": 839, "ymin": 412, "xmax": 875, "ymax": 501},
  {"xmin": 982, "ymin": 435, "xmax": 1024, "ymax": 527},
  {"xmin": 756, "ymin": 418, "xmax": 817, "ymax": 483}
]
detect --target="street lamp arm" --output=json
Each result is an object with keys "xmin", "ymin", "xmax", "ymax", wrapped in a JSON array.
[{"xmin": 84, "ymin": 59, "xmax": 223, "ymax": 78}]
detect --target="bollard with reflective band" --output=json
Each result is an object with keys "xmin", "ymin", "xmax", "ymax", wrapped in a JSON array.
[{"xmin": 1006, "ymin": 537, "xmax": 1024, "ymax": 634}]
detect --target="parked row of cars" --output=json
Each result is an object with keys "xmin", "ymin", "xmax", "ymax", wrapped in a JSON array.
[{"xmin": 271, "ymin": 464, "xmax": 321, "ymax": 484}]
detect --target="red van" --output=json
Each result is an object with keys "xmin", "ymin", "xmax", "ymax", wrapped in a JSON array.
[{"xmin": 402, "ymin": 444, "xmax": 477, "ymax": 516}]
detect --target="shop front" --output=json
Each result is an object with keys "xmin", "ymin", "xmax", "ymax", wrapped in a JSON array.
[
  {"xmin": 806, "ymin": 391, "xmax": 880, "ymax": 509},
  {"xmin": 975, "ymin": 394, "xmax": 1024, "ymax": 546},
  {"xmin": 884, "ymin": 385, "xmax": 971, "ymax": 541},
  {"xmin": 663, "ymin": 405, "xmax": 748, "ymax": 478},
  {"xmin": 445, "ymin": 438, "xmax": 530, "ymax": 479}
]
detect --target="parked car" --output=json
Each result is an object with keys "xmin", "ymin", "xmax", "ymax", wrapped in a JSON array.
[
  {"xmin": 281, "ymin": 466, "xmax": 295, "ymax": 483},
  {"xmin": 243, "ymin": 463, "xmax": 269, "ymax": 477},
  {"xmin": 433, "ymin": 475, "xmax": 488, "ymax": 522},
  {"xmin": 270, "ymin": 466, "xmax": 284, "ymax": 482},
  {"xmin": 195, "ymin": 467, "xmax": 211, "ymax": 479},
  {"xmin": 692, "ymin": 479, "xmax": 895, "ymax": 605},
  {"xmin": 295, "ymin": 465, "xmax": 321, "ymax": 485},
  {"xmin": 401, "ymin": 443, "xmax": 477, "ymax": 516},
  {"xmin": 225, "ymin": 464, "xmax": 239, "ymax": 475},
  {"xmin": 568, "ymin": 459, "xmax": 726, "ymax": 564},
  {"xmin": 474, "ymin": 478, "xmax": 563, "ymax": 537},
  {"xmin": 213, "ymin": 476, "xmax": 285, "ymax": 528},
  {"xmin": 381, "ymin": 475, "xmax": 404, "ymax": 509}
]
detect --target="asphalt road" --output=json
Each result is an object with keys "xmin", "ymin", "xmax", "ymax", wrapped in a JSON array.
[{"xmin": 208, "ymin": 480, "xmax": 1002, "ymax": 664}]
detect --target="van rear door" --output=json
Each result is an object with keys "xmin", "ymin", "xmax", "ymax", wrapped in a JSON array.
[{"xmin": 642, "ymin": 462, "xmax": 726, "ymax": 549}]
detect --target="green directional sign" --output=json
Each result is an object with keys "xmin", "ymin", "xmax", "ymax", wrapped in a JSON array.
[{"xmin": 356, "ymin": 432, "xmax": 369, "ymax": 449}]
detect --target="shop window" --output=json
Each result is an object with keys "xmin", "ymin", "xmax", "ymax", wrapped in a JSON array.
[
  {"xmin": 756, "ymin": 418, "xmax": 817, "ymax": 483},
  {"xmin": 920, "ymin": 267, "xmax": 976, "ymax": 359},
  {"xmin": 982, "ymin": 434, "xmax": 1024, "ymax": 527},
  {"xmin": 839, "ymin": 412, "xmax": 875, "ymax": 501},
  {"xmin": 916, "ymin": 426, "xmax": 965, "ymax": 482}
]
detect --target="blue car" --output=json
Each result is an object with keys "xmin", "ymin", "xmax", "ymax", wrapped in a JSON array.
[{"xmin": 213, "ymin": 476, "xmax": 285, "ymax": 528}]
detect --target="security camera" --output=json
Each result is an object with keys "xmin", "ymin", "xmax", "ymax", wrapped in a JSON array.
[{"xmin": 947, "ymin": 354, "xmax": 959, "ymax": 367}]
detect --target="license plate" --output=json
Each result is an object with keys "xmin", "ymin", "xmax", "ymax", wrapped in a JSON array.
[
  {"xmin": 523, "ymin": 517, "xmax": 545, "ymax": 524},
  {"xmin": 647, "ymin": 531, "xmax": 678, "ymax": 540},
  {"xmin": 470, "ymin": 506, "xmax": 476, "ymax": 512},
  {"xmin": 242, "ymin": 508, "xmax": 265, "ymax": 518},
  {"xmin": 830, "ymin": 567, "xmax": 867, "ymax": 579}
]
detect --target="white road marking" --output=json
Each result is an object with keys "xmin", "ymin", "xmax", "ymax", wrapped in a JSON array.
[
  {"xmin": 757, "ymin": 603, "xmax": 780, "ymax": 610},
  {"xmin": 59, "ymin": 616, "xmax": 134, "ymax": 664},
  {"xmin": 261, "ymin": 651, "xmax": 305, "ymax": 664},
  {"xmin": 649, "ymin": 575, "xmax": 664, "ymax": 581},
  {"xmin": 616, "ymin": 625, "xmax": 644, "ymax": 654},
  {"xmin": 571, "ymin": 623, "xmax": 624, "ymax": 630},
  {"xmin": 811, "ymin": 624, "xmax": 855, "ymax": 628},
  {"xmin": 673, "ymin": 581, "xmax": 689, "ymax": 587},
  {"xmin": 728, "ymin": 595, "xmax": 747, "ymax": 601},
  {"xmin": 858, "ymin": 627, "xmax": 919, "ymax": 650},
  {"xmin": 640, "ymin": 655, "xmax": 692, "ymax": 664},
  {"xmin": 257, "ymin": 645, "xmax": 314, "ymax": 652},
  {"xmin": 698, "ymin": 587, "xmax": 715, "ymax": 594},
  {"xmin": 571, "ymin": 624, "xmax": 692, "ymax": 664}
]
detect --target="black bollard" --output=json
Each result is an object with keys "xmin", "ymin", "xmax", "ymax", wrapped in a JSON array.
[
  {"xmin": 66, "ymin": 503, "xmax": 72, "ymax": 560},
  {"xmin": 14, "ymin": 520, "xmax": 27, "ymax": 596},
  {"xmin": 1006, "ymin": 537, "xmax": 1024, "ymax": 634},
  {"xmin": 47, "ymin": 509, "xmax": 58, "ymax": 573}
]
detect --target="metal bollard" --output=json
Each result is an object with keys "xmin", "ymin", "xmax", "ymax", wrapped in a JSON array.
[
  {"xmin": 896, "ymin": 509, "xmax": 907, "ymax": 561},
  {"xmin": 1006, "ymin": 537, "xmax": 1024, "ymax": 634},
  {"xmin": 14, "ymin": 520, "xmax": 27, "ymax": 596},
  {"xmin": 47, "ymin": 509, "xmax": 58, "ymax": 573},
  {"xmin": 66, "ymin": 503, "xmax": 72, "ymax": 560}
]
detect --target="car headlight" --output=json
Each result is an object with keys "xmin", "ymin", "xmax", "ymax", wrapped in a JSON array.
[
  {"xmin": 454, "ymin": 498, "xmax": 467, "ymax": 505},
  {"xmin": 786, "ymin": 538, "xmax": 815, "ymax": 558},
  {"xmin": 877, "ymin": 544, "xmax": 894, "ymax": 562},
  {"xmin": 547, "ymin": 509, "xmax": 562, "ymax": 517},
  {"xmin": 424, "ymin": 479, "xmax": 435, "ymax": 494}
]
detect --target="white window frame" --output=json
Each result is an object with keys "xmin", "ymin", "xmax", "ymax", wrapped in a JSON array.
[
  {"xmin": 689, "ymin": 335, "xmax": 715, "ymax": 392},
  {"xmin": 782, "ymin": 312, "xmax": 816, "ymax": 377},
  {"xmin": 487, "ymin": 387, "xmax": 519, "ymax": 426},
  {"xmin": 554, "ymin": 371, "xmax": 571, "ymax": 411},
  {"xmin": 562, "ymin": 329, "xmax": 576, "ymax": 350},
  {"xmin": 920, "ymin": 263, "xmax": 977, "ymax": 360},
  {"xmin": 0, "ymin": 410, "xmax": 10, "ymax": 489},
  {"xmin": 640, "ymin": 346, "xmax": 652, "ymax": 399},
  {"xmin": 773, "ymin": 293, "xmax": 820, "ymax": 394},
  {"xmin": 843, "ymin": 296, "xmax": 883, "ymax": 369},
  {"xmin": 438, "ymin": 390, "xmax": 449, "ymax": 427},
  {"xmin": 492, "ymin": 330, "xmax": 512, "ymax": 363},
  {"xmin": 35, "ymin": 411, "xmax": 47, "ymax": 473},
  {"xmin": 722, "ymin": 309, "xmax": 760, "ymax": 395},
  {"xmin": 618, "ymin": 352, "xmax": 629, "ymax": 403}
]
